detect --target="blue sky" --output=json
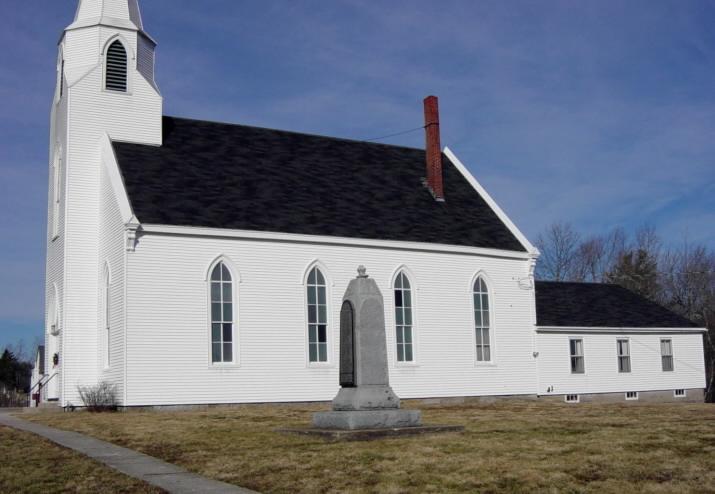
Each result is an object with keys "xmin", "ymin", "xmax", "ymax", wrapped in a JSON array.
[{"xmin": 1, "ymin": 0, "xmax": 713, "ymax": 352}]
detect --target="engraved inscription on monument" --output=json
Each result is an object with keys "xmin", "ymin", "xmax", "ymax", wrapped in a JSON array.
[{"xmin": 339, "ymin": 301, "xmax": 355, "ymax": 388}]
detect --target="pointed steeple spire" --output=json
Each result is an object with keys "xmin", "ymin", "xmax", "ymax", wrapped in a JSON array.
[{"xmin": 67, "ymin": 0, "xmax": 144, "ymax": 32}]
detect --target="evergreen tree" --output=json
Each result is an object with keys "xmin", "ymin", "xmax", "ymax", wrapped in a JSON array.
[
  {"xmin": 606, "ymin": 248, "xmax": 660, "ymax": 301},
  {"xmin": 0, "ymin": 349, "xmax": 19, "ymax": 389}
]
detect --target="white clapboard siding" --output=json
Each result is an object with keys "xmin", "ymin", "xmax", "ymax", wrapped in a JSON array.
[
  {"xmin": 51, "ymin": 22, "xmax": 162, "ymax": 407},
  {"xmin": 124, "ymin": 232, "xmax": 537, "ymax": 406},
  {"xmin": 44, "ymin": 75, "xmax": 69, "ymax": 402},
  {"xmin": 136, "ymin": 34, "xmax": 155, "ymax": 86},
  {"xmin": 98, "ymin": 158, "xmax": 127, "ymax": 402},
  {"xmin": 537, "ymin": 332, "xmax": 706, "ymax": 396}
]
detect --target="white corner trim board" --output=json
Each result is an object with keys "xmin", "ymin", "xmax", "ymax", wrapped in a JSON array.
[{"xmin": 444, "ymin": 147, "xmax": 539, "ymax": 257}]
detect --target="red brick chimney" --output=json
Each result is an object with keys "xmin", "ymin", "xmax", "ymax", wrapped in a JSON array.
[{"xmin": 423, "ymin": 95, "xmax": 444, "ymax": 201}]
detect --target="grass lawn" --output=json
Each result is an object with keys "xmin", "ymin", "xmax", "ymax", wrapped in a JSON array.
[
  {"xmin": 0, "ymin": 425, "xmax": 163, "ymax": 494},
  {"xmin": 24, "ymin": 400, "xmax": 715, "ymax": 493}
]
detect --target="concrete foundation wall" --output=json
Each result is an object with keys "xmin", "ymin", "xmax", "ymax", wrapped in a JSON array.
[
  {"xmin": 541, "ymin": 388, "xmax": 705, "ymax": 404},
  {"xmin": 115, "ymin": 389, "xmax": 706, "ymax": 411}
]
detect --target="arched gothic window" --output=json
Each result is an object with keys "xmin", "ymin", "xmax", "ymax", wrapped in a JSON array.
[
  {"xmin": 394, "ymin": 271, "xmax": 414, "ymax": 362},
  {"xmin": 105, "ymin": 40, "xmax": 128, "ymax": 92},
  {"xmin": 473, "ymin": 277, "xmax": 491, "ymax": 362},
  {"xmin": 51, "ymin": 150, "xmax": 61, "ymax": 239},
  {"xmin": 48, "ymin": 287, "xmax": 60, "ymax": 337},
  {"xmin": 306, "ymin": 267, "xmax": 328, "ymax": 363},
  {"xmin": 210, "ymin": 262, "xmax": 234, "ymax": 363}
]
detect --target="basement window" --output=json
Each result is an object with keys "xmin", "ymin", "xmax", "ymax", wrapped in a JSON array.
[
  {"xmin": 625, "ymin": 391, "xmax": 638, "ymax": 401},
  {"xmin": 674, "ymin": 389, "xmax": 686, "ymax": 398},
  {"xmin": 105, "ymin": 40, "xmax": 128, "ymax": 92},
  {"xmin": 565, "ymin": 394, "xmax": 579, "ymax": 403}
]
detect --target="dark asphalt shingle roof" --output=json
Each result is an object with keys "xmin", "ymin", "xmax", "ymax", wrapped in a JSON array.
[
  {"xmin": 112, "ymin": 116, "xmax": 526, "ymax": 251},
  {"xmin": 535, "ymin": 281, "xmax": 699, "ymax": 328}
]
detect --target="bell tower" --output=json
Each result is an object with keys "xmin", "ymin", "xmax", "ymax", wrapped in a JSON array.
[{"xmin": 45, "ymin": 0, "xmax": 162, "ymax": 407}]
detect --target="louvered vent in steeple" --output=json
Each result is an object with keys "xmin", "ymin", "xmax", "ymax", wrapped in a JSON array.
[{"xmin": 105, "ymin": 41, "xmax": 128, "ymax": 92}]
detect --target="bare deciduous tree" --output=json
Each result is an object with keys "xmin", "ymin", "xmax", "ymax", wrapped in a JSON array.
[
  {"xmin": 535, "ymin": 222, "xmax": 581, "ymax": 281},
  {"xmin": 659, "ymin": 241, "xmax": 715, "ymax": 401},
  {"xmin": 535, "ymin": 222, "xmax": 714, "ymax": 402}
]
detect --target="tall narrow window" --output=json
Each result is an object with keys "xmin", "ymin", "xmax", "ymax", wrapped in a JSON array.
[
  {"xmin": 210, "ymin": 262, "xmax": 233, "ymax": 363},
  {"xmin": 105, "ymin": 40, "xmax": 128, "ymax": 92},
  {"xmin": 473, "ymin": 277, "xmax": 491, "ymax": 362},
  {"xmin": 60, "ymin": 59, "xmax": 65, "ymax": 98},
  {"xmin": 307, "ymin": 267, "xmax": 328, "ymax": 363},
  {"xmin": 394, "ymin": 271, "xmax": 414, "ymax": 362},
  {"xmin": 617, "ymin": 339, "xmax": 631, "ymax": 373},
  {"xmin": 103, "ymin": 264, "xmax": 111, "ymax": 368},
  {"xmin": 569, "ymin": 338, "xmax": 584, "ymax": 374},
  {"xmin": 661, "ymin": 339, "xmax": 674, "ymax": 372},
  {"xmin": 51, "ymin": 152, "xmax": 61, "ymax": 239}
]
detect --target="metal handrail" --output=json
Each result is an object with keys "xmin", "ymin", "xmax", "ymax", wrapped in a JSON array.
[{"xmin": 29, "ymin": 372, "xmax": 58, "ymax": 394}]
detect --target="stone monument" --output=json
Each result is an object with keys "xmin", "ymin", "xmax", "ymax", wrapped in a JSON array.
[{"xmin": 312, "ymin": 266, "xmax": 422, "ymax": 430}]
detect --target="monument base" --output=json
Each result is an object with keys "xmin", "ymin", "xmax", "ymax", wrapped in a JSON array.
[
  {"xmin": 312, "ymin": 409, "xmax": 422, "ymax": 430},
  {"xmin": 332, "ymin": 385, "xmax": 400, "ymax": 411},
  {"xmin": 279, "ymin": 424, "xmax": 464, "ymax": 441}
]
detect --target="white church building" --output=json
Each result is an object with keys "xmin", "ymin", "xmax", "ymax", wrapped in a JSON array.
[{"xmin": 39, "ymin": 0, "xmax": 706, "ymax": 409}]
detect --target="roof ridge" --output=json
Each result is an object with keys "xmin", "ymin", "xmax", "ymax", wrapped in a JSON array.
[{"xmin": 163, "ymin": 115, "xmax": 425, "ymax": 153}]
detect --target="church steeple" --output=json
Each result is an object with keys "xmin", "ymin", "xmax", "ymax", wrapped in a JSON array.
[
  {"xmin": 55, "ymin": 0, "xmax": 162, "ymax": 145},
  {"xmin": 67, "ymin": 0, "xmax": 145, "ymax": 32}
]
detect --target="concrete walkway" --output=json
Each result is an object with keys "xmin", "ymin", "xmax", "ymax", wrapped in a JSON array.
[{"xmin": 0, "ymin": 412, "xmax": 258, "ymax": 494}]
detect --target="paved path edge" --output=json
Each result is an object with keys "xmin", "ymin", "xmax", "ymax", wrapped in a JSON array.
[{"xmin": 0, "ymin": 412, "xmax": 258, "ymax": 494}]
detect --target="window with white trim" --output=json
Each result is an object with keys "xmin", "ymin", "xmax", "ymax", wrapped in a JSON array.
[
  {"xmin": 105, "ymin": 40, "xmax": 128, "ymax": 92},
  {"xmin": 49, "ymin": 288, "xmax": 59, "ymax": 337},
  {"xmin": 617, "ymin": 339, "xmax": 631, "ymax": 373},
  {"xmin": 661, "ymin": 339, "xmax": 674, "ymax": 372},
  {"xmin": 394, "ymin": 271, "xmax": 414, "ymax": 363},
  {"xmin": 59, "ymin": 59, "xmax": 65, "ymax": 98},
  {"xmin": 569, "ymin": 338, "xmax": 584, "ymax": 374},
  {"xmin": 51, "ymin": 151, "xmax": 61, "ymax": 239},
  {"xmin": 473, "ymin": 277, "xmax": 491, "ymax": 362},
  {"xmin": 674, "ymin": 389, "xmax": 686, "ymax": 398},
  {"xmin": 210, "ymin": 262, "xmax": 233, "ymax": 363},
  {"xmin": 625, "ymin": 391, "xmax": 638, "ymax": 400},
  {"xmin": 306, "ymin": 267, "xmax": 328, "ymax": 363},
  {"xmin": 565, "ymin": 394, "xmax": 579, "ymax": 403},
  {"xmin": 103, "ymin": 264, "xmax": 111, "ymax": 368}
]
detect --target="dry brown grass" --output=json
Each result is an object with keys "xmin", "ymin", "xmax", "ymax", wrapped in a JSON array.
[
  {"xmin": 24, "ymin": 400, "xmax": 715, "ymax": 493},
  {"xmin": 0, "ymin": 425, "xmax": 163, "ymax": 494}
]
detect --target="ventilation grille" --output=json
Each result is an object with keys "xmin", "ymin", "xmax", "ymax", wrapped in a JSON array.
[{"xmin": 106, "ymin": 41, "xmax": 127, "ymax": 92}]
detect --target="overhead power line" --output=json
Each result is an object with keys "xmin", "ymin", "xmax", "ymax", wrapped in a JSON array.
[{"xmin": 364, "ymin": 125, "xmax": 426, "ymax": 142}]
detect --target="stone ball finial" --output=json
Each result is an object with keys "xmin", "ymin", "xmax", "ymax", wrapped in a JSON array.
[{"xmin": 357, "ymin": 265, "xmax": 368, "ymax": 278}]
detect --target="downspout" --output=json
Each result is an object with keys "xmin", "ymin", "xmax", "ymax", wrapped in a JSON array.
[
  {"xmin": 123, "ymin": 230, "xmax": 128, "ymax": 407},
  {"xmin": 529, "ymin": 255, "xmax": 540, "ymax": 397},
  {"xmin": 124, "ymin": 219, "xmax": 140, "ymax": 407}
]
